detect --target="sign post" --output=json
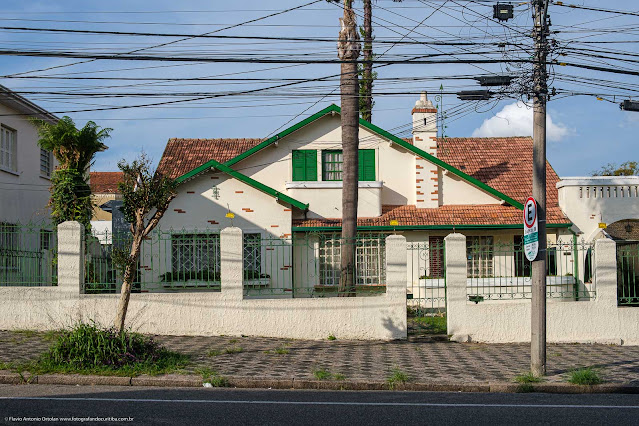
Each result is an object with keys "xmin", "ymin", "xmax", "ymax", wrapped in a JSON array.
[{"xmin": 524, "ymin": 197, "xmax": 539, "ymax": 262}]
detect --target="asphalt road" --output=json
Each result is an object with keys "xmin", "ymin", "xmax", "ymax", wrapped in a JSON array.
[{"xmin": 0, "ymin": 385, "xmax": 638, "ymax": 425}]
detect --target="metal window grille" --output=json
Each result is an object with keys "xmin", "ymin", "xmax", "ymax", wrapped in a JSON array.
[
  {"xmin": 428, "ymin": 236, "xmax": 445, "ymax": 278},
  {"xmin": 40, "ymin": 229, "xmax": 53, "ymax": 251},
  {"xmin": 243, "ymin": 233, "xmax": 261, "ymax": 279},
  {"xmin": 0, "ymin": 223, "xmax": 20, "ymax": 271},
  {"xmin": 322, "ymin": 150, "xmax": 343, "ymax": 181},
  {"xmin": 466, "ymin": 236, "xmax": 494, "ymax": 278},
  {"xmin": 319, "ymin": 235, "xmax": 385, "ymax": 286},
  {"xmin": 0, "ymin": 126, "xmax": 17, "ymax": 172},
  {"xmin": 171, "ymin": 233, "xmax": 220, "ymax": 277},
  {"xmin": 40, "ymin": 149, "xmax": 52, "ymax": 177}
]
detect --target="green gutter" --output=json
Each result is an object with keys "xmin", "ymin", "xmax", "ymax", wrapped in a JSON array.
[
  {"xmin": 221, "ymin": 104, "xmax": 524, "ymax": 210},
  {"xmin": 175, "ymin": 158, "xmax": 308, "ymax": 211},
  {"xmin": 292, "ymin": 223, "xmax": 572, "ymax": 232}
]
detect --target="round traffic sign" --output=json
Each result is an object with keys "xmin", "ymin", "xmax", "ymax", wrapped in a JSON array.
[{"xmin": 524, "ymin": 197, "xmax": 537, "ymax": 229}]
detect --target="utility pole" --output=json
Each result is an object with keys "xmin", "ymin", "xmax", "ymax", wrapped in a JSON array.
[{"xmin": 531, "ymin": 0, "xmax": 550, "ymax": 377}]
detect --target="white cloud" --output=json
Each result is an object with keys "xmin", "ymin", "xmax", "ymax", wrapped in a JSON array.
[{"xmin": 471, "ymin": 101, "xmax": 573, "ymax": 142}]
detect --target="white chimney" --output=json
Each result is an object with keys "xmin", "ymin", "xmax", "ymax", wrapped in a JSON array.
[{"xmin": 412, "ymin": 92, "xmax": 439, "ymax": 208}]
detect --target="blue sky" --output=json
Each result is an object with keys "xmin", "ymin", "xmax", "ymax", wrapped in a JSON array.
[{"xmin": 1, "ymin": 0, "xmax": 636, "ymax": 177}]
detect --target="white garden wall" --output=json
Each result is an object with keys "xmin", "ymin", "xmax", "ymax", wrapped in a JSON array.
[
  {"xmin": 0, "ymin": 222, "xmax": 407, "ymax": 340},
  {"xmin": 446, "ymin": 233, "xmax": 639, "ymax": 345}
]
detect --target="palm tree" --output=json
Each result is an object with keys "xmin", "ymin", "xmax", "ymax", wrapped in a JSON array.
[
  {"xmin": 337, "ymin": 0, "xmax": 361, "ymax": 296},
  {"xmin": 34, "ymin": 116, "xmax": 110, "ymax": 227}
]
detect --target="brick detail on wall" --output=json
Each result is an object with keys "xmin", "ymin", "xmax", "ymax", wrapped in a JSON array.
[
  {"xmin": 235, "ymin": 191, "xmax": 243, "ymax": 194},
  {"xmin": 417, "ymin": 199, "xmax": 424, "ymax": 202},
  {"xmin": 430, "ymin": 177, "xmax": 438, "ymax": 181},
  {"xmin": 431, "ymin": 191, "xmax": 438, "ymax": 194},
  {"xmin": 186, "ymin": 191, "xmax": 195, "ymax": 194},
  {"xmin": 283, "ymin": 209, "xmax": 292, "ymax": 212},
  {"xmin": 271, "ymin": 225, "xmax": 279, "ymax": 228},
  {"xmin": 416, "ymin": 179, "xmax": 424, "ymax": 183},
  {"xmin": 207, "ymin": 220, "xmax": 219, "ymax": 225},
  {"xmin": 417, "ymin": 191, "xmax": 424, "ymax": 195},
  {"xmin": 173, "ymin": 209, "xmax": 186, "ymax": 214},
  {"xmin": 242, "ymin": 208, "xmax": 254, "ymax": 212},
  {"xmin": 210, "ymin": 176, "xmax": 219, "ymax": 179},
  {"xmin": 415, "ymin": 136, "xmax": 423, "ymax": 141},
  {"xmin": 416, "ymin": 165, "xmax": 424, "ymax": 169}
]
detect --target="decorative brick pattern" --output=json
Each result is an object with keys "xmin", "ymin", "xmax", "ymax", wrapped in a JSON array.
[
  {"xmin": 235, "ymin": 191, "xmax": 243, "ymax": 194},
  {"xmin": 207, "ymin": 220, "xmax": 219, "ymax": 225},
  {"xmin": 173, "ymin": 209, "xmax": 186, "ymax": 214},
  {"xmin": 242, "ymin": 208, "xmax": 254, "ymax": 213},
  {"xmin": 186, "ymin": 191, "xmax": 195, "ymax": 194}
]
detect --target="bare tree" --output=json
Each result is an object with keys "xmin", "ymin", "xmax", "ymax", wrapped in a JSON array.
[
  {"xmin": 114, "ymin": 154, "xmax": 176, "ymax": 333},
  {"xmin": 337, "ymin": 0, "xmax": 361, "ymax": 296}
]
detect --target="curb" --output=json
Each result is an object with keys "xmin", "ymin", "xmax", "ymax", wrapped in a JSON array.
[{"xmin": 0, "ymin": 373, "xmax": 637, "ymax": 394}]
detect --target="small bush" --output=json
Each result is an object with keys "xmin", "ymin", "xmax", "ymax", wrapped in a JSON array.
[
  {"xmin": 568, "ymin": 367, "xmax": 602, "ymax": 385},
  {"xmin": 387, "ymin": 368, "xmax": 410, "ymax": 389},
  {"xmin": 197, "ymin": 367, "xmax": 229, "ymax": 387},
  {"xmin": 313, "ymin": 368, "xmax": 332, "ymax": 380},
  {"xmin": 224, "ymin": 346, "xmax": 244, "ymax": 354},
  {"xmin": 514, "ymin": 372, "xmax": 543, "ymax": 384},
  {"xmin": 327, "ymin": 334, "xmax": 336, "ymax": 341},
  {"xmin": 36, "ymin": 322, "xmax": 188, "ymax": 376}
]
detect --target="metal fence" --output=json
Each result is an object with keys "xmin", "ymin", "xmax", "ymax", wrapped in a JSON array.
[
  {"xmin": 617, "ymin": 242, "xmax": 639, "ymax": 306},
  {"xmin": 84, "ymin": 228, "xmax": 388, "ymax": 298},
  {"xmin": 466, "ymin": 238, "xmax": 595, "ymax": 302},
  {"xmin": 0, "ymin": 222, "xmax": 57, "ymax": 286},
  {"xmin": 406, "ymin": 239, "xmax": 446, "ymax": 316}
]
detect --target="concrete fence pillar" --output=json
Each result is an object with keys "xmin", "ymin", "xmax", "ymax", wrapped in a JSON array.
[
  {"xmin": 595, "ymin": 238, "xmax": 617, "ymax": 305},
  {"xmin": 385, "ymin": 234, "xmax": 408, "ymax": 339},
  {"xmin": 221, "ymin": 227, "xmax": 243, "ymax": 300},
  {"xmin": 57, "ymin": 221, "xmax": 84, "ymax": 294},
  {"xmin": 444, "ymin": 233, "xmax": 467, "ymax": 341}
]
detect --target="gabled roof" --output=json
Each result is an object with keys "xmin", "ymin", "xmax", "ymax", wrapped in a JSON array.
[
  {"xmin": 0, "ymin": 84, "xmax": 58, "ymax": 124},
  {"xmin": 157, "ymin": 138, "xmax": 263, "ymax": 180},
  {"xmin": 89, "ymin": 172, "xmax": 124, "ymax": 194},
  {"xmin": 437, "ymin": 137, "xmax": 561, "ymax": 210},
  {"xmin": 163, "ymin": 104, "xmax": 523, "ymax": 209},
  {"xmin": 174, "ymin": 157, "xmax": 308, "ymax": 211},
  {"xmin": 293, "ymin": 204, "xmax": 571, "ymax": 231}
]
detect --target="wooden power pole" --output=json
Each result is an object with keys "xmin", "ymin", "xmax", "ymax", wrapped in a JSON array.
[{"xmin": 531, "ymin": 0, "xmax": 550, "ymax": 377}]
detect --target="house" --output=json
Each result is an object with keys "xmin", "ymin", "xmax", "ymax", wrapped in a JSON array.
[
  {"xmin": 89, "ymin": 171, "xmax": 124, "ymax": 244},
  {"xmin": 138, "ymin": 93, "xmax": 578, "ymax": 300},
  {"xmin": 0, "ymin": 85, "xmax": 59, "ymax": 285}
]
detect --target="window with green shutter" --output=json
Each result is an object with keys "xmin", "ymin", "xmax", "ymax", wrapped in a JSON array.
[
  {"xmin": 358, "ymin": 149, "xmax": 375, "ymax": 181},
  {"xmin": 292, "ymin": 150, "xmax": 317, "ymax": 181},
  {"xmin": 321, "ymin": 149, "xmax": 375, "ymax": 181}
]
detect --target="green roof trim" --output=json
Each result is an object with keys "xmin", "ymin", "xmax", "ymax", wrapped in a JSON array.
[
  {"xmin": 175, "ymin": 158, "xmax": 308, "ymax": 211},
  {"xmin": 224, "ymin": 104, "xmax": 341, "ymax": 168},
  {"xmin": 220, "ymin": 104, "xmax": 524, "ymax": 210},
  {"xmin": 292, "ymin": 223, "xmax": 572, "ymax": 232}
]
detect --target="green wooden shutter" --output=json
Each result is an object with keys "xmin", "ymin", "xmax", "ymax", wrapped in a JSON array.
[
  {"xmin": 358, "ymin": 149, "xmax": 375, "ymax": 181},
  {"xmin": 292, "ymin": 150, "xmax": 317, "ymax": 181},
  {"xmin": 305, "ymin": 150, "xmax": 317, "ymax": 181},
  {"xmin": 292, "ymin": 150, "xmax": 305, "ymax": 181}
]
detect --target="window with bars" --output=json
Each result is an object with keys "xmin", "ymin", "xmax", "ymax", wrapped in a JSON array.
[
  {"xmin": 40, "ymin": 149, "xmax": 52, "ymax": 177},
  {"xmin": 466, "ymin": 236, "xmax": 493, "ymax": 278},
  {"xmin": 40, "ymin": 229, "xmax": 53, "ymax": 251},
  {"xmin": 318, "ymin": 235, "xmax": 385, "ymax": 286},
  {"xmin": 428, "ymin": 236, "xmax": 445, "ymax": 278},
  {"xmin": 0, "ymin": 125, "xmax": 17, "ymax": 172},
  {"xmin": 321, "ymin": 150, "xmax": 375, "ymax": 182},
  {"xmin": 243, "ymin": 233, "xmax": 262, "ymax": 280},
  {"xmin": 513, "ymin": 235, "xmax": 531, "ymax": 277},
  {"xmin": 0, "ymin": 223, "xmax": 20, "ymax": 271},
  {"xmin": 171, "ymin": 233, "xmax": 220, "ymax": 281}
]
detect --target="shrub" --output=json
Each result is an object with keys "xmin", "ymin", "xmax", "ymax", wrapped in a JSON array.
[
  {"xmin": 568, "ymin": 367, "xmax": 603, "ymax": 385},
  {"xmin": 38, "ymin": 322, "xmax": 188, "ymax": 375}
]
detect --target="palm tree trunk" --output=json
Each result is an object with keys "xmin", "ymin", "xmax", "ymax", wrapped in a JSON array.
[
  {"xmin": 362, "ymin": 0, "xmax": 373, "ymax": 122},
  {"xmin": 338, "ymin": 0, "xmax": 360, "ymax": 297}
]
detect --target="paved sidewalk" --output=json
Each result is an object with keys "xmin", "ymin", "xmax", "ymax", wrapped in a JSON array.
[{"xmin": 1, "ymin": 330, "xmax": 638, "ymax": 386}]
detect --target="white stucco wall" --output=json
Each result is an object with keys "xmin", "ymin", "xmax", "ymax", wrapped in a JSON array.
[
  {"xmin": 558, "ymin": 176, "xmax": 639, "ymax": 240},
  {"xmin": 0, "ymin": 223, "xmax": 407, "ymax": 340},
  {"xmin": 441, "ymin": 172, "xmax": 502, "ymax": 205},
  {"xmin": 446, "ymin": 234, "xmax": 639, "ymax": 345},
  {"xmin": 0, "ymin": 103, "xmax": 57, "ymax": 224}
]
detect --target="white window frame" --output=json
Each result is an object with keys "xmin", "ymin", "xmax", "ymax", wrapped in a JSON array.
[
  {"xmin": 318, "ymin": 234, "xmax": 385, "ymax": 286},
  {"xmin": 0, "ymin": 125, "xmax": 17, "ymax": 173},
  {"xmin": 466, "ymin": 236, "xmax": 494, "ymax": 278},
  {"xmin": 40, "ymin": 148, "xmax": 53, "ymax": 178}
]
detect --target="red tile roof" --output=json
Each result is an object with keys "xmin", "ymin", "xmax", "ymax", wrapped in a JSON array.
[
  {"xmin": 89, "ymin": 172, "xmax": 123, "ymax": 194},
  {"xmin": 293, "ymin": 204, "xmax": 570, "ymax": 228},
  {"xmin": 156, "ymin": 138, "xmax": 263, "ymax": 179},
  {"xmin": 437, "ymin": 136, "xmax": 560, "ymax": 208}
]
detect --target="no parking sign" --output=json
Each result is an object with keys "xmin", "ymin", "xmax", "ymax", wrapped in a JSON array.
[{"xmin": 524, "ymin": 197, "xmax": 539, "ymax": 262}]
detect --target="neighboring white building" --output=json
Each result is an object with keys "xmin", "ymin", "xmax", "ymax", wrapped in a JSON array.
[
  {"xmin": 0, "ymin": 85, "xmax": 58, "ymax": 224},
  {"xmin": 557, "ymin": 176, "xmax": 639, "ymax": 242}
]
